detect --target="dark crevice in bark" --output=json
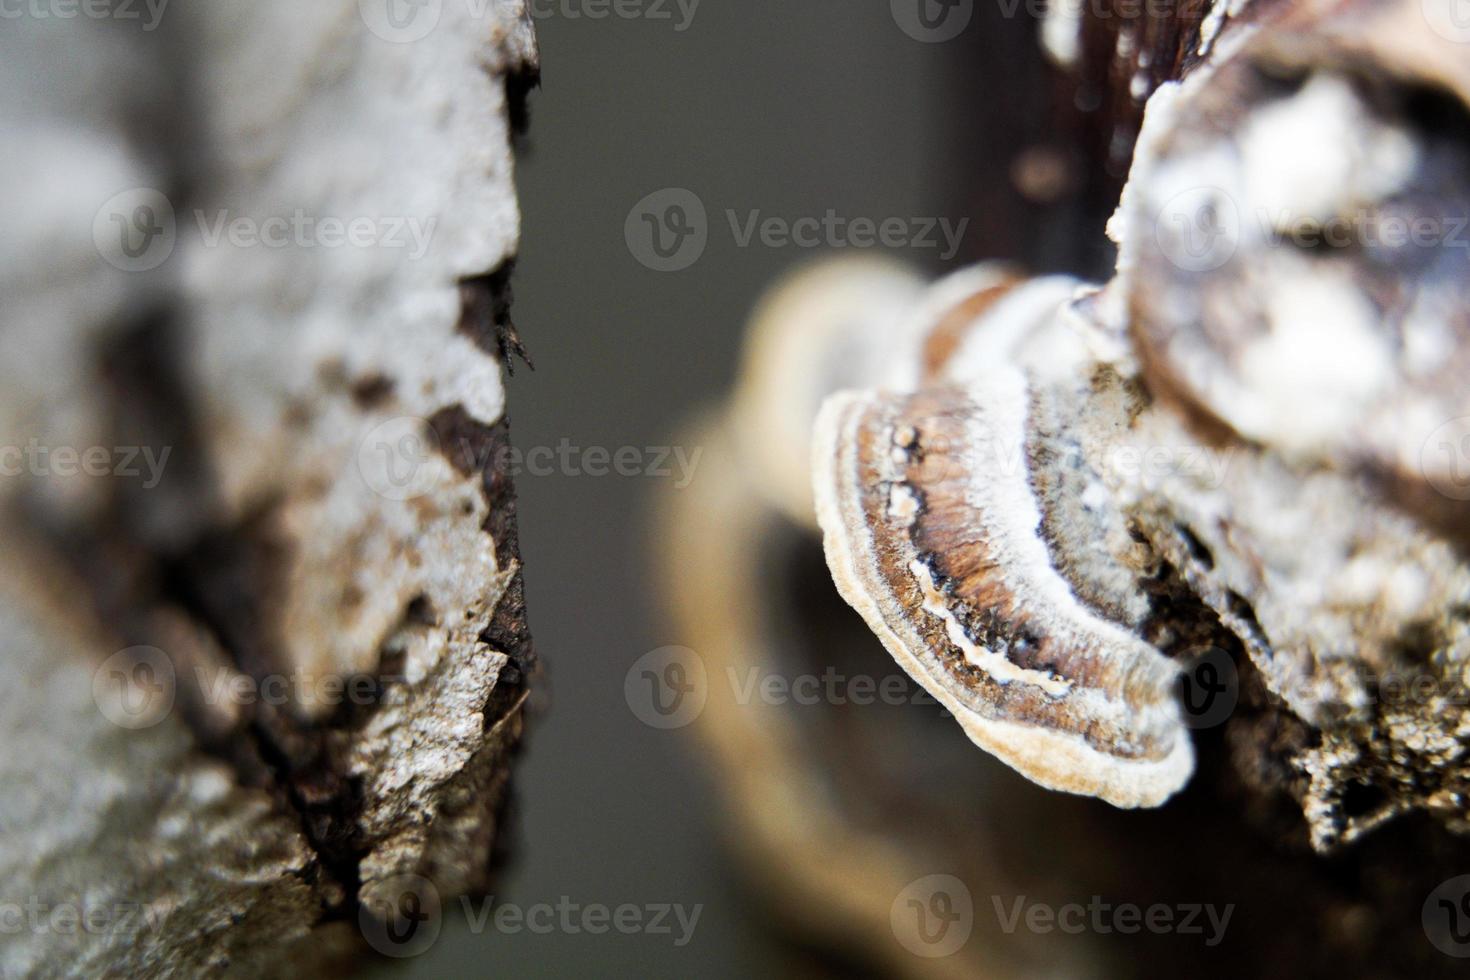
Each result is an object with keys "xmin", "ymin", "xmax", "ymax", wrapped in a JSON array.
[
  {"xmin": 421, "ymin": 405, "xmax": 537, "ymax": 899},
  {"xmin": 460, "ymin": 260, "xmax": 533, "ymax": 374},
  {"xmin": 505, "ymin": 64, "xmax": 541, "ymax": 140},
  {"xmin": 40, "ymin": 309, "xmax": 401, "ymax": 922},
  {"xmin": 155, "ymin": 519, "xmax": 380, "ymax": 921},
  {"xmin": 427, "ymin": 405, "xmax": 538, "ymax": 733}
]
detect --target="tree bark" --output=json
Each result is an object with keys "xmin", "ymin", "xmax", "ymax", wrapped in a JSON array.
[{"xmin": 0, "ymin": 3, "xmax": 538, "ymax": 974}]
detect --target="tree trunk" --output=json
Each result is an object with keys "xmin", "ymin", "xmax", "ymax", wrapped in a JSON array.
[{"xmin": 0, "ymin": 3, "xmax": 538, "ymax": 974}]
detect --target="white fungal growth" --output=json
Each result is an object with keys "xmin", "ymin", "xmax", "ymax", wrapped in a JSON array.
[
  {"xmin": 1239, "ymin": 73, "xmax": 1418, "ymax": 223},
  {"xmin": 1238, "ymin": 264, "xmax": 1394, "ymax": 452},
  {"xmin": 1041, "ymin": 0, "xmax": 1084, "ymax": 68}
]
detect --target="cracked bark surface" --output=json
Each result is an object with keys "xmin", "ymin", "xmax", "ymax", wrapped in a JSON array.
[{"xmin": 0, "ymin": 3, "xmax": 538, "ymax": 974}]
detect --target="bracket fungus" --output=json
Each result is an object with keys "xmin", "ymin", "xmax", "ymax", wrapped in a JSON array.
[
  {"xmin": 790, "ymin": 0, "xmax": 1470, "ymax": 850},
  {"xmin": 814, "ymin": 275, "xmax": 1193, "ymax": 809},
  {"xmin": 656, "ymin": 0, "xmax": 1470, "ymax": 974}
]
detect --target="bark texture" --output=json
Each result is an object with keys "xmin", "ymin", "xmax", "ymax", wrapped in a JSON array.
[{"xmin": 0, "ymin": 2, "xmax": 538, "ymax": 974}]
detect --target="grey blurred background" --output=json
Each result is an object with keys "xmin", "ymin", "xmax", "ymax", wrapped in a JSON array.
[{"xmin": 399, "ymin": 2, "xmax": 956, "ymax": 976}]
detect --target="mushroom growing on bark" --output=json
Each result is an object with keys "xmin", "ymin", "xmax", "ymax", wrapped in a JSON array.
[{"xmin": 662, "ymin": 0, "xmax": 1470, "ymax": 974}]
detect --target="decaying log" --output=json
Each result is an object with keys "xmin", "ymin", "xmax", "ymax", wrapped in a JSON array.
[
  {"xmin": 662, "ymin": 0, "xmax": 1470, "ymax": 975},
  {"xmin": 1112, "ymin": 0, "xmax": 1470, "ymax": 849},
  {"xmin": 0, "ymin": 3, "xmax": 538, "ymax": 974}
]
